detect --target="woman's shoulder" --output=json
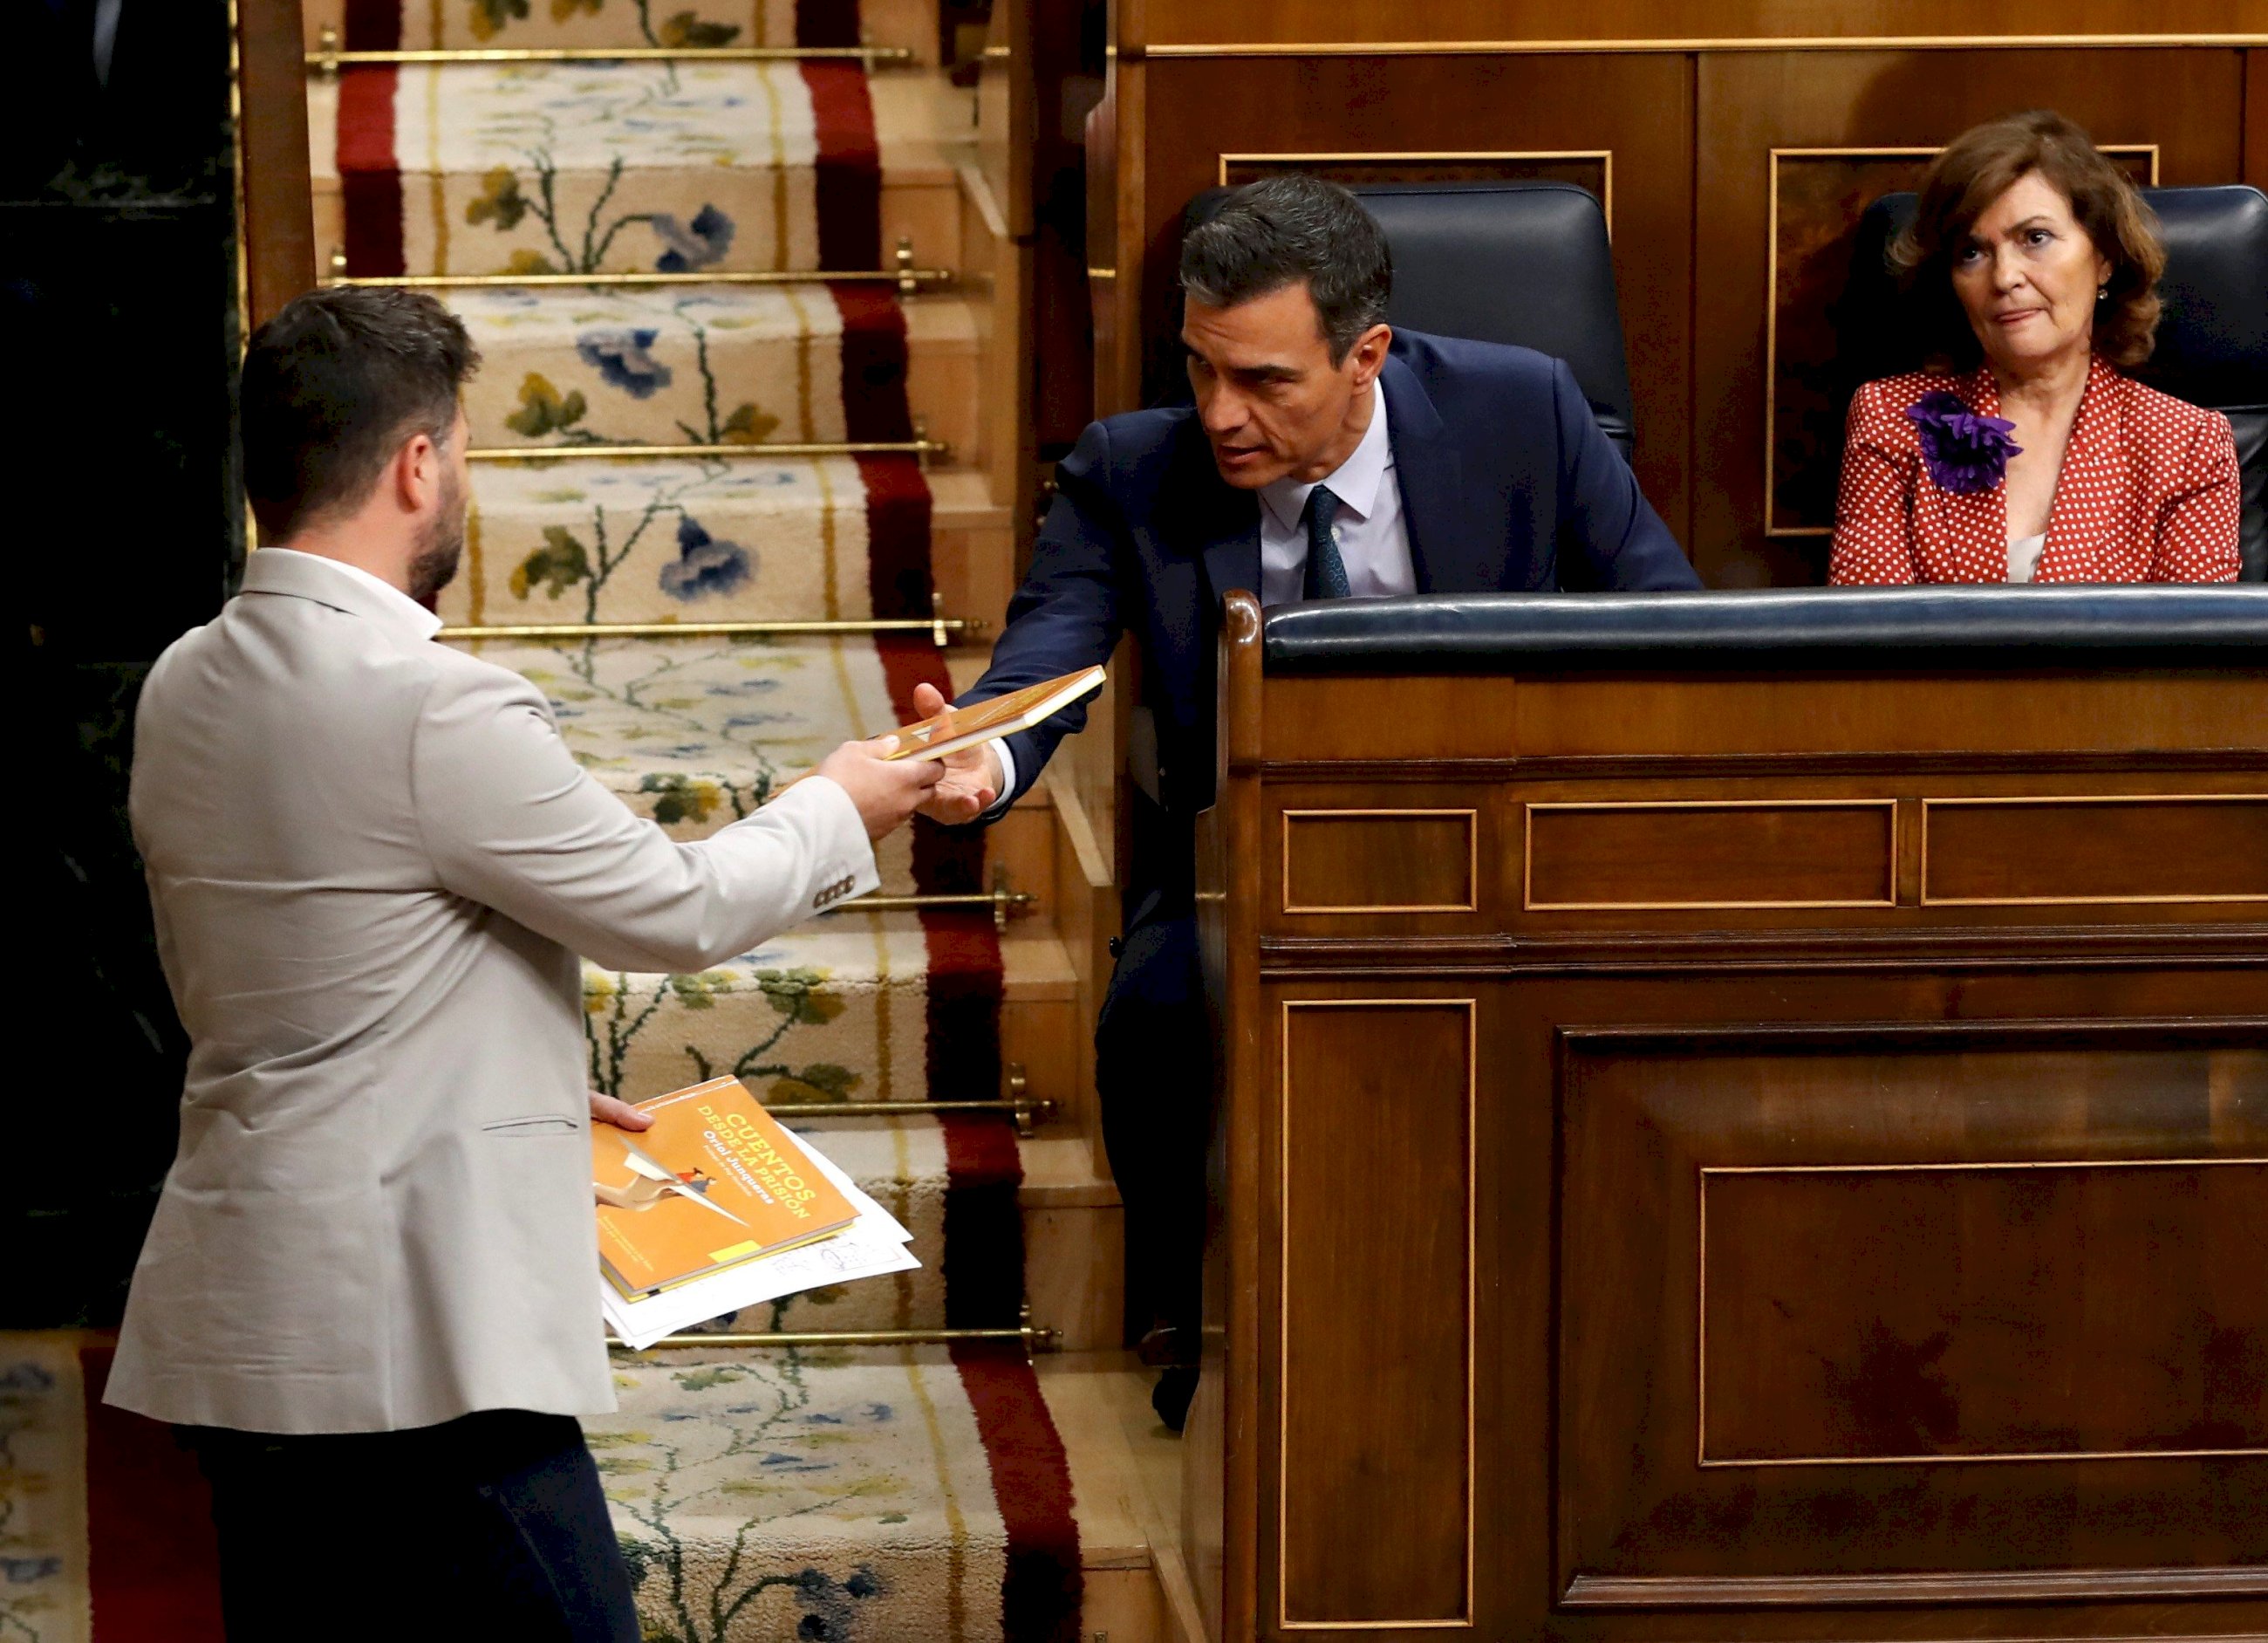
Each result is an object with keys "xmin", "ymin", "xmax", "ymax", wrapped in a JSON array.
[
  {"xmin": 2101, "ymin": 366, "xmax": 2230, "ymax": 448},
  {"xmin": 1847, "ymin": 368, "xmax": 1977, "ymax": 442}
]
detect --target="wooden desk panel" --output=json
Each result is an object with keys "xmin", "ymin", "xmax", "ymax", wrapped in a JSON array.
[{"xmin": 1199, "ymin": 599, "xmax": 2268, "ymax": 1643}]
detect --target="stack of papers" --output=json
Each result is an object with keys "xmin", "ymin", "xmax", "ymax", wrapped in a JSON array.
[
  {"xmin": 592, "ymin": 1076, "xmax": 919, "ymax": 1351},
  {"xmin": 601, "ymin": 1139, "xmax": 916, "ymax": 1350}
]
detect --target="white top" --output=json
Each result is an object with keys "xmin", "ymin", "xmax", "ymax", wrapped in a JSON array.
[
  {"xmin": 2007, "ymin": 531, "xmax": 2047, "ymax": 585},
  {"xmin": 258, "ymin": 547, "xmax": 446, "ymax": 640},
  {"xmin": 1257, "ymin": 379, "xmax": 1413, "ymax": 607}
]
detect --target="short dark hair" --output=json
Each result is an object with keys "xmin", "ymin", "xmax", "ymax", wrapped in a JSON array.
[
  {"xmin": 240, "ymin": 286, "xmax": 480, "ymax": 541},
  {"xmin": 1179, "ymin": 175, "xmax": 1392, "ymax": 364},
  {"xmin": 1894, "ymin": 109, "xmax": 2166, "ymax": 371}
]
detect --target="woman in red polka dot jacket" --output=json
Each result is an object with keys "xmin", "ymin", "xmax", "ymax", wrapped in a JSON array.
[{"xmin": 1830, "ymin": 111, "xmax": 2240, "ymax": 585}]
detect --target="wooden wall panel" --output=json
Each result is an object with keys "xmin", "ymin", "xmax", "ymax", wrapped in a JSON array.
[
  {"xmin": 1275, "ymin": 1000, "xmax": 1473, "ymax": 1628},
  {"xmin": 1691, "ymin": 48, "xmax": 2246, "ymax": 585},
  {"xmin": 1559, "ymin": 1026, "xmax": 2268, "ymax": 1602},
  {"xmin": 1921, "ymin": 795, "xmax": 2268, "ymax": 905},
  {"xmin": 1137, "ymin": 54, "xmax": 1696, "ymax": 545},
  {"xmin": 1132, "ymin": 1, "xmax": 2266, "ymax": 49},
  {"xmin": 1702, "ymin": 1160, "xmax": 2268, "ymax": 1463}
]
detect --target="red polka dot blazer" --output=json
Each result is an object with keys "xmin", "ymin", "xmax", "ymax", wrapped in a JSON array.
[{"xmin": 1828, "ymin": 355, "xmax": 2241, "ymax": 585}]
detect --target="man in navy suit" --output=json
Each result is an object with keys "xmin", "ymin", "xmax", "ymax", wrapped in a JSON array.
[{"xmin": 909, "ymin": 175, "xmax": 1699, "ymax": 1426}]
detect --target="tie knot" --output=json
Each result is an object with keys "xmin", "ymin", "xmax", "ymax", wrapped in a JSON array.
[{"xmin": 1302, "ymin": 485, "xmax": 1342, "ymax": 533}]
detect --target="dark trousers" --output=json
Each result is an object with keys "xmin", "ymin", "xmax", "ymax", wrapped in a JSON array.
[
  {"xmin": 1094, "ymin": 908, "xmax": 1211, "ymax": 1352},
  {"xmin": 182, "ymin": 1408, "xmax": 640, "ymax": 1643}
]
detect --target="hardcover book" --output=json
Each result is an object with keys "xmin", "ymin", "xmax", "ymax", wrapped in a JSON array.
[
  {"xmin": 592, "ymin": 1076, "xmax": 858, "ymax": 1297},
  {"xmin": 880, "ymin": 666, "xmax": 1107, "ymax": 762}
]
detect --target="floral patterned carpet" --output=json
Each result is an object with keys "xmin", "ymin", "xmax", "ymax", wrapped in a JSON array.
[{"xmin": 0, "ymin": 1336, "xmax": 1078, "ymax": 1643}]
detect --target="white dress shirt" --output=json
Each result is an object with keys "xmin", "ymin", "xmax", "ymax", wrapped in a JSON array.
[
  {"xmin": 988, "ymin": 380, "xmax": 1412, "ymax": 810},
  {"xmin": 1258, "ymin": 379, "xmax": 1413, "ymax": 607}
]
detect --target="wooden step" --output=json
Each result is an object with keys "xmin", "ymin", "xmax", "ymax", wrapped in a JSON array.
[
  {"xmin": 303, "ymin": 69, "xmax": 980, "ymax": 279},
  {"xmin": 1036, "ymin": 1352, "xmax": 1208, "ymax": 1643},
  {"xmin": 928, "ymin": 464, "xmax": 1015, "ymax": 639}
]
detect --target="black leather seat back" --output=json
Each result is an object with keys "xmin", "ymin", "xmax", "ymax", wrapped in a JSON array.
[
  {"xmin": 1171, "ymin": 181, "xmax": 1638, "ymax": 457},
  {"xmin": 1842, "ymin": 183, "xmax": 2268, "ymax": 580}
]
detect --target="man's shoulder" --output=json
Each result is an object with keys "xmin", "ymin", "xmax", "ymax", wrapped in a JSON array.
[{"xmin": 1389, "ymin": 328, "xmax": 1564, "ymax": 401}]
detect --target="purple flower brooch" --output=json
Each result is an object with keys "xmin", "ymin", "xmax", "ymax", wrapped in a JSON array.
[{"xmin": 1904, "ymin": 389, "xmax": 2023, "ymax": 495}]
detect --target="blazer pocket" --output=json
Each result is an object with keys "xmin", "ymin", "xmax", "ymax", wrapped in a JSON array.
[{"xmin": 481, "ymin": 1113, "xmax": 581, "ymax": 1138}]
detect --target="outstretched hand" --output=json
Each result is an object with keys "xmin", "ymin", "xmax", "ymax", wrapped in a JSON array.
[{"xmin": 907, "ymin": 682, "xmax": 1002, "ymax": 825}]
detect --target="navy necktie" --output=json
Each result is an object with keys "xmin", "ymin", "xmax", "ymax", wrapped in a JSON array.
[{"xmin": 1301, "ymin": 484, "xmax": 1350, "ymax": 600}]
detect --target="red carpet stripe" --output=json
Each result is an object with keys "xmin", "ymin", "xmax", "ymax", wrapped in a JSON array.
[
  {"xmin": 951, "ymin": 1344, "xmax": 1084, "ymax": 1643},
  {"xmin": 803, "ymin": 62, "xmax": 884, "ymax": 271},
  {"xmin": 81, "ymin": 1345, "xmax": 226, "ymax": 1643}
]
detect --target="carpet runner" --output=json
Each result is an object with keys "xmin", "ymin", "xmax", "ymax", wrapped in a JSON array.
[{"xmin": 0, "ymin": 1336, "xmax": 1081, "ymax": 1643}]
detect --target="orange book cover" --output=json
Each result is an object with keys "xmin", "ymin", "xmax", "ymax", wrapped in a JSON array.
[{"xmin": 591, "ymin": 1076, "xmax": 858, "ymax": 1297}]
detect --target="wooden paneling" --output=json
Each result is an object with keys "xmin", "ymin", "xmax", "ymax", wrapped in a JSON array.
[
  {"xmin": 1525, "ymin": 799, "xmax": 1896, "ymax": 909},
  {"xmin": 1692, "ymin": 48, "xmax": 2246, "ymax": 585},
  {"xmin": 1702, "ymin": 1159, "xmax": 2268, "ymax": 1464},
  {"xmin": 1132, "ymin": 0, "xmax": 2265, "ymax": 49},
  {"xmin": 1923, "ymin": 796, "xmax": 2268, "ymax": 906},
  {"xmin": 237, "ymin": 0, "xmax": 317, "ymax": 327},
  {"xmin": 2250, "ymin": 50, "xmax": 2268, "ymax": 185},
  {"xmin": 1559, "ymin": 1025, "xmax": 2268, "ymax": 1600},
  {"xmin": 1281, "ymin": 808, "xmax": 1478, "ymax": 914},
  {"xmin": 1275, "ymin": 1000, "xmax": 1472, "ymax": 1627},
  {"xmin": 1132, "ymin": 53, "xmax": 1696, "ymax": 544}
]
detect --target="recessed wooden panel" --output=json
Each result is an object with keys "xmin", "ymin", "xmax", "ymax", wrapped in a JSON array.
[
  {"xmin": 1280, "ymin": 1001, "xmax": 1472, "ymax": 1627},
  {"xmin": 1559, "ymin": 1025, "xmax": 2268, "ymax": 1599},
  {"xmin": 1692, "ymin": 49, "xmax": 2245, "ymax": 585},
  {"xmin": 1526, "ymin": 799, "xmax": 1895, "ymax": 909},
  {"xmin": 1281, "ymin": 808, "xmax": 1478, "ymax": 914},
  {"xmin": 1766, "ymin": 146, "xmax": 2155, "ymax": 537},
  {"xmin": 1923, "ymin": 796, "xmax": 2268, "ymax": 905},
  {"xmin": 1703, "ymin": 1160, "xmax": 2268, "ymax": 1465}
]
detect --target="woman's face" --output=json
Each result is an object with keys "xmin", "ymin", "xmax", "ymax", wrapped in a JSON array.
[{"xmin": 1950, "ymin": 169, "xmax": 2114, "ymax": 378}]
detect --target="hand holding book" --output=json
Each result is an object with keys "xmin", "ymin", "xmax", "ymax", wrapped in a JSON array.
[{"xmin": 906, "ymin": 681, "xmax": 1004, "ymax": 824}]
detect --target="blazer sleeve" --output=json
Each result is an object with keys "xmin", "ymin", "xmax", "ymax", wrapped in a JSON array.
[
  {"xmin": 1828, "ymin": 387, "xmax": 1923, "ymax": 585},
  {"xmin": 2150, "ymin": 410, "xmax": 2243, "ymax": 584},
  {"xmin": 1549, "ymin": 358, "xmax": 1701, "ymax": 590},
  {"xmin": 947, "ymin": 416, "xmax": 1130, "ymax": 813},
  {"xmin": 409, "ymin": 661, "xmax": 879, "ymax": 974}
]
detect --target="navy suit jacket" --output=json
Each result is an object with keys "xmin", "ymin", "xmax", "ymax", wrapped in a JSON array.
[{"xmin": 962, "ymin": 329, "xmax": 1699, "ymax": 898}]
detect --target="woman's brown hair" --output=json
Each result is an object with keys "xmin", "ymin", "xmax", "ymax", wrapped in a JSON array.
[{"xmin": 1891, "ymin": 109, "xmax": 2166, "ymax": 370}]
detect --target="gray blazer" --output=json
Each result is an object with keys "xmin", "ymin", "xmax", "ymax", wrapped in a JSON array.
[{"xmin": 106, "ymin": 549, "xmax": 877, "ymax": 1434}]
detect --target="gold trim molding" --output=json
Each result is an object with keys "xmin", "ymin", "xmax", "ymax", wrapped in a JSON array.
[
  {"xmin": 1278, "ymin": 998, "xmax": 1479, "ymax": 1631},
  {"xmin": 1142, "ymin": 34, "xmax": 2268, "ymax": 58},
  {"xmin": 1698, "ymin": 1156, "xmax": 2268, "ymax": 1468},
  {"xmin": 1218, "ymin": 150, "xmax": 1613, "ymax": 236},
  {"xmin": 1280, "ymin": 808, "xmax": 1481, "ymax": 915}
]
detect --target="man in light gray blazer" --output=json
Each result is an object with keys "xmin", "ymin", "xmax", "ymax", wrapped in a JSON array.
[{"xmin": 108, "ymin": 288, "xmax": 983, "ymax": 1641}]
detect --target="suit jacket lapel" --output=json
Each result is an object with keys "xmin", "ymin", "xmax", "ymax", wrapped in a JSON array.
[
  {"xmin": 2038, "ymin": 355, "xmax": 2121, "ymax": 580},
  {"xmin": 1381, "ymin": 353, "xmax": 1465, "ymax": 592},
  {"xmin": 1167, "ymin": 420, "xmax": 1262, "ymax": 606}
]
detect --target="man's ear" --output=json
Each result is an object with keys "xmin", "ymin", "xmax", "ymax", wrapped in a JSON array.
[
  {"xmin": 1347, "ymin": 323, "xmax": 1392, "ymax": 386},
  {"xmin": 393, "ymin": 429, "xmax": 441, "ymax": 514}
]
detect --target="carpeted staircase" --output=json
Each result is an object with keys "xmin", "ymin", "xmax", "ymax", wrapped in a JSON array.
[{"xmin": 0, "ymin": 5, "xmax": 1147, "ymax": 1640}]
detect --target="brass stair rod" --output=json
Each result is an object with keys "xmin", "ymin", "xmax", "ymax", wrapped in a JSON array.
[
  {"xmin": 440, "ymin": 615, "xmax": 982, "ymax": 645},
  {"xmin": 825, "ymin": 882, "xmax": 1036, "ymax": 933},
  {"xmin": 327, "ymin": 238, "xmax": 947, "ymax": 294},
  {"xmin": 468, "ymin": 436, "xmax": 948, "ymax": 463},
  {"xmin": 330, "ymin": 266, "xmax": 953, "ymax": 290},
  {"xmin": 309, "ymin": 40, "xmax": 914, "ymax": 75},
  {"xmin": 766, "ymin": 1067, "xmax": 1051, "ymax": 1135},
  {"xmin": 614, "ymin": 1307, "xmax": 1060, "ymax": 1355}
]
